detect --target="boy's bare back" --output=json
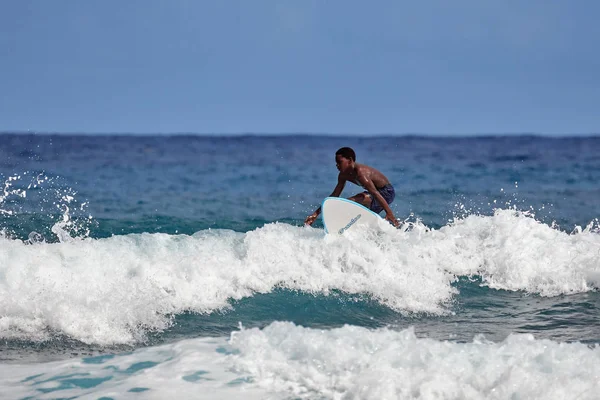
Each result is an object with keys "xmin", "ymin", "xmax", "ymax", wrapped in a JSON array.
[{"xmin": 339, "ymin": 163, "xmax": 391, "ymax": 189}]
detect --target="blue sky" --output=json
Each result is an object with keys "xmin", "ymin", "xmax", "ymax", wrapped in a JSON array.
[{"xmin": 1, "ymin": 1, "xmax": 599, "ymax": 135}]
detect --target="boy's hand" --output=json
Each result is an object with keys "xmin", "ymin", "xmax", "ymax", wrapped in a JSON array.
[
  {"xmin": 304, "ymin": 213, "xmax": 318, "ymax": 226},
  {"xmin": 385, "ymin": 214, "xmax": 399, "ymax": 227}
]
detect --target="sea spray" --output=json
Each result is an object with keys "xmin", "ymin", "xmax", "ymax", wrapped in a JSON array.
[{"xmin": 0, "ymin": 172, "xmax": 94, "ymax": 242}]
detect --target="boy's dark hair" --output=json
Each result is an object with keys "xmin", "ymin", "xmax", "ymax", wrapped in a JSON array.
[{"xmin": 336, "ymin": 147, "xmax": 356, "ymax": 162}]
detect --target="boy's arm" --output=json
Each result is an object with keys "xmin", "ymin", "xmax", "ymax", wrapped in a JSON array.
[
  {"xmin": 358, "ymin": 176, "xmax": 399, "ymax": 227},
  {"xmin": 304, "ymin": 176, "xmax": 346, "ymax": 225}
]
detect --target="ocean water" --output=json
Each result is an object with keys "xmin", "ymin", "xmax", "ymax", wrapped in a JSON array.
[{"xmin": 0, "ymin": 134, "xmax": 599, "ymax": 399}]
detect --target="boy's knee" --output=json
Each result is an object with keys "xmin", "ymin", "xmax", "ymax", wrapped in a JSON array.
[{"xmin": 349, "ymin": 193, "xmax": 371, "ymax": 207}]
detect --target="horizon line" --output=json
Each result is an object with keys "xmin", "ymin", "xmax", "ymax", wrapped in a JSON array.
[{"xmin": 1, "ymin": 131, "xmax": 598, "ymax": 138}]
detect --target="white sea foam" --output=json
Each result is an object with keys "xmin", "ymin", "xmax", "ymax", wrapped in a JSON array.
[
  {"xmin": 0, "ymin": 210, "xmax": 599, "ymax": 344},
  {"xmin": 1, "ymin": 323, "xmax": 599, "ymax": 400},
  {"xmin": 229, "ymin": 322, "xmax": 600, "ymax": 400},
  {"xmin": 438, "ymin": 210, "xmax": 600, "ymax": 295}
]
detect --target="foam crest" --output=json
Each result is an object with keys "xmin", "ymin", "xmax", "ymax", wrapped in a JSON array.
[
  {"xmin": 1, "ymin": 210, "xmax": 599, "ymax": 344},
  {"xmin": 439, "ymin": 209, "xmax": 600, "ymax": 295},
  {"xmin": 2, "ymin": 323, "xmax": 599, "ymax": 400},
  {"xmin": 0, "ymin": 223, "xmax": 455, "ymax": 344}
]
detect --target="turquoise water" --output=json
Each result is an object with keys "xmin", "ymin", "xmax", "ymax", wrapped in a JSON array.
[{"xmin": 1, "ymin": 134, "xmax": 599, "ymax": 399}]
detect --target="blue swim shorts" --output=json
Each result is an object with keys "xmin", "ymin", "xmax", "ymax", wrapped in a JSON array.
[{"xmin": 365, "ymin": 184, "xmax": 395, "ymax": 214}]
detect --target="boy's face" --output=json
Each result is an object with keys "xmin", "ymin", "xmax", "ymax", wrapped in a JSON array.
[{"xmin": 335, "ymin": 154, "xmax": 353, "ymax": 173}]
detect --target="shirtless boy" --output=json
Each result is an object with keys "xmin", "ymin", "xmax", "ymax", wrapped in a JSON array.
[{"xmin": 304, "ymin": 147, "xmax": 399, "ymax": 227}]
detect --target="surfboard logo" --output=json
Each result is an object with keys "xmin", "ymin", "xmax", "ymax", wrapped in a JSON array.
[{"xmin": 338, "ymin": 213, "xmax": 362, "ymax": 234}]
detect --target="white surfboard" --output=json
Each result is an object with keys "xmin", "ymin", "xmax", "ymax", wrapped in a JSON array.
[{"xmin": 321, "ymin": 197, "xmax": 383, "ymax": 235}]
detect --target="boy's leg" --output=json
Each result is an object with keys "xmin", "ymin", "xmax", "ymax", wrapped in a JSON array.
[{"xmin": 348, "ymin": 192, "xmax": 372, "ymax": 209}]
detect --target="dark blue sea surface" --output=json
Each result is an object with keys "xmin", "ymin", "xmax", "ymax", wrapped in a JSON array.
[
  {"xmin": 2, "ymin": 135, "xmax": 599, "ymax": 236},
  {"xmin": 1, "ymin": 134, "xmax": 599, "ymax": 399}
]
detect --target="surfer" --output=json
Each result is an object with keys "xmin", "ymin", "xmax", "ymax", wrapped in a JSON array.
[{"xmin": 304, "ymin": 147, "xmax": 399, "ymax": 227}]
